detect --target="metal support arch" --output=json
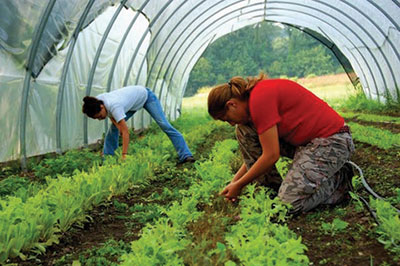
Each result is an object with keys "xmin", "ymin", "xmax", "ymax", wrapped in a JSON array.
[
  {"xmin": 105, "ymin": 0, "xmax": 151, "ymax": 132},
  {"xmin": 143, "ymin": 0, "xmax": 207, "ymax": 98},
  {"xmin": 163, "ymin": 2, "xmax": 372, "ymax": 111},
  {"xmin": 123, "ymin": 1, "xmax": 173, "ymax": 87},
  {"xmin": 164, "ymin": 6, "xmax": 266, "ymax": 106},
  {"xmin": 267, "ymin": 5, "xmax": 381, "ymax": 102},
  {"xmin": 316, "ymin": 0, "xmax": 400, "ymax": 101},
  {"xmin": 153, "ymin": 1, "xmax": 363, "ymax": 114},
  {"xmin": 121, "ymin": 1, "xmax": 173, "ymax": 129},
  {"xmin": 162, "ymin": 1, "xmax": 376, "ymax": 108},
  {"xmin": 270, "ymin": 0, "xmax": 393, "ymax": 102},
  {"xmin": 176, "ymin": 35, "xmax": 217, "ymax": 112},
  {"xmin": 151, "ymin": 0, "xmax": 245, "ymax": 109},
  {"xmin": 367, "ymin": 0, "xmax": 399, "ymax": 30},
  {"xmin": 140, "ymin": 0, "xmax": 190, "ymax": 90},
  {"xmin": 56, "ymin": 0, "xmax": 96, "ymax": 154},
  {"xmin": 19, "ymin": 0, "xmax": 57, "ymax": 169},
  {"xmin": 156, "ymin": 0, "xmax": 395, "ymax": 112},
  {"xmin": 83, "ymin": 0, "xmax": 128, "ymax": 146}
]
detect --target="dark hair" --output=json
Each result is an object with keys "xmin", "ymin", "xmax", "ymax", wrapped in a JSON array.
[
  {"xmin": 82, "ymin": 96, "xmax": 103, "ymax": 118},
  {"xmin": 207, "ymin": 72, "xmax": 267, "ymax": 119}
]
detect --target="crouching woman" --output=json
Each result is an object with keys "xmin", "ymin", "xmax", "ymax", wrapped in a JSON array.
[{"xmin": 208, "ymin": 73, "xmax": 354, "ymax": 214}]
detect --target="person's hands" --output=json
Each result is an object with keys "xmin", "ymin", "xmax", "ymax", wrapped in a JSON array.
[{"xmin": 220, "ymin": 181, "xmax": 243, "ymax": 202}]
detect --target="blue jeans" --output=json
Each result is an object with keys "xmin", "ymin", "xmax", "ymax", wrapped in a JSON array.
[{"xmin": 103, "ymin": 88, "xmax": 193, "ymax": 162}]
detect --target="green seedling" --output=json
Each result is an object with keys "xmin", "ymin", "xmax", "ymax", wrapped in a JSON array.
[{"xmin": 321, "ymin": 218, "xmax": 348, "ymax": 236}]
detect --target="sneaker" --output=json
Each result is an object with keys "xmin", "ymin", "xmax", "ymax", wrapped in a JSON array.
[{"xmin": 179, "ymin": 156, "xmax": 196, "ymax": 164}]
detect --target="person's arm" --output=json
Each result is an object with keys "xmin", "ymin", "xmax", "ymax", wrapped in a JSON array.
[
  {"xmin": 118, "ymin": 119, "xmax": 129, "ymax": 159},
  {"xmin": 220, "ymin": 125, "xmax": 280, "ymax": 201},
  {"xmin": 110, "ymin": 117, "xmax": 119, "ymax": 128},
  {"xmin": 110, "ymin": 117, "xmax": 129, "ymax": 159},
  {"xmin": 231, "ymin": 163, "xmax": 247, "ymax": 183}
]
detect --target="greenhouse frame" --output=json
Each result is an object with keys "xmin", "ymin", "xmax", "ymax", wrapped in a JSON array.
[{"xmin": 0, "ymin": 0, "xmax": 399, "ymax": 166}]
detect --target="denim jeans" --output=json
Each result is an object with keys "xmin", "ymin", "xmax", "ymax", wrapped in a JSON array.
[{"xmin": 103, "ymin": 88, "xmax": 193, "ymax": 162}]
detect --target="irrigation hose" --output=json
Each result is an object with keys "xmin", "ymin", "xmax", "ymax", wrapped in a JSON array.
[{"xmin": 347, "ymin": 161, "xmax": 400, "ymax": 225}]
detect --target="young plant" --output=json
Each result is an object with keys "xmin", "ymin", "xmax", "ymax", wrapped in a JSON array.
[
  {"xmin": 321, "ymin": 218, "xmax": 349, "ymax": 236},
  {"xmin": 370, "ymin": 198, "xmax": 400, "ymax": 257}
]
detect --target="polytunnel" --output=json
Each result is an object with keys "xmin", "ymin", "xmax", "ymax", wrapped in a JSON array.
[{"xmin": 0, "ymin": 0, "xmax": 399, "ymax": 166}]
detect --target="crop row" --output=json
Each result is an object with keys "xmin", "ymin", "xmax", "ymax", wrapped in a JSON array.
[
  {"xmin": 347, "ymin": 122, "xmax": 400, "ymax": 149},
  {"xmin": 120, "ymin": 139, "xmax": 239, "ymax": 264},
  {"xmin": 0, "ymin": 111, "xmax": 217, "ymax": 264},
  {"xmin": 343, "ymin": 115, "xmax": 400, "ymax": 258},
  {"xmin": 339, "ymin": 111, "xmax": 400, "ymax": 125},
  {"xmin": 121, "ymin": 139, "xmax": 308, "ymax": 265}
]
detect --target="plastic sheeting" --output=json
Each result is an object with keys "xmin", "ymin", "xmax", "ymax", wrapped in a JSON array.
[{"xmin": 0, "ymin": 0, "xmax": 399, "ymax": 163}]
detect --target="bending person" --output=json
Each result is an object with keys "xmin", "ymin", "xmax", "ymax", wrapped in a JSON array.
[
  {"xmin": 82, "ymin": 85, "xmax": 195, "ymax": 163},
  {"xmin": 208, "ymin": 73, "xmax": 354, "ymax": 214}
]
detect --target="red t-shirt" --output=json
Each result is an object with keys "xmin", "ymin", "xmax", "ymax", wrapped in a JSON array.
[{"xmin": 249, "ymin": 79, "xmax": 344, "ymax": 146}]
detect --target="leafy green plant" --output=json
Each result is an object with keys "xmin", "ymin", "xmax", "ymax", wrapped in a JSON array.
[
  {"xmin": 0, "ymin": 108, "xmax": 217, "ymax": 264},
  {"xmin": 347, "ymin": 122, "xmax": 400, "ymax": 149},
  {"xmin": 276, "ymin": 157, "xmax": 292, "ymax": 178},
  {"xmin": 370, "ymin": 198, "xmax": 400, "ymax": 257},
  {"xmin": 339, "ymin": 111, "xmax": 400, "ymax": 124},
  {"xmin": 0, "ymin": 176, "xmax": 36, "ymax": 199},
  {"xmin": 351, "ymin": 175, "xmax": 362, "ymax": 191},
  {"xmin": 339, "ymin": 92, "xmax": 400, "ymax": 115},
  {"xmin": 349, "ymin": 191, "xmax": 365, "ymax": 212},
  {"xmin": 130, "ymin": 203, "xmax": 164, "ymax": 224},
  {"xmin": 121, "ymin": 139, "xmax": 238, "ymax": 264},
  {"xmin": 113, "ymin": 200, "xmax": 128, "ymax": 212},
  {"xmin": 121, "ymin": 218, "xmax": 189, "ymax": 265},
  {"xmin": 33, "ymin": 149, "xmax": 102, "ymax": 180},
  {"xmin": 54, "ymin": 239, "xmax": 130, "ymax": 266},
  {"xmin": 225, "ymin": 185, "xmax": 309, "ymax": 265},
  {"xmin": 321, "ymin": 218, "xmax": 349, "ymax": 236}
]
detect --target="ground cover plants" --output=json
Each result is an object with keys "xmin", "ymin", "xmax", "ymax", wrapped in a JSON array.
[{"xmin": 1, "ymin": 73, "xmax": 399, "ymax": 265}]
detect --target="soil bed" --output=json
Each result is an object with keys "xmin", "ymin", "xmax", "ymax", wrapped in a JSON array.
[
  {"xmin": 346, "ymin": 117, "xmax": 400, "ymax": 134},
  {"xmin": 10, "ymin": 125, "xmax": 235, "ymax": 265}
]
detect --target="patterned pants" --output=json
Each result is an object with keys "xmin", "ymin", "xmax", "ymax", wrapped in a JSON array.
[{"xmin": 235, "ymin": 124, "xmax": 355, "ymax": 214}]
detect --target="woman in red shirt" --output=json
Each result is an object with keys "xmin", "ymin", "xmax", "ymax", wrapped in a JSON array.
[{"xmin": 208, "ymin": 73, "xmax": 354, "ymax": 214}]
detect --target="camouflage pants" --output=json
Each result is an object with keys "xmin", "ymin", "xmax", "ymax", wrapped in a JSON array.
[{"xmin": 236, "ymin": 124, "xmax": 355, "ymax": 214}]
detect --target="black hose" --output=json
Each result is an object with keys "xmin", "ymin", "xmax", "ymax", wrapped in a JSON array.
[{"xmin": 347, "ymin": 161, "xmax": 400, "ymax": 224}]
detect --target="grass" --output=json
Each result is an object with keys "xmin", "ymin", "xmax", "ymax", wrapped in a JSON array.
[
  {"xmin": 336, "ymin": 90, "xmax": 400, "ymax": 116},
  {"xmin": 296, "ymin": 73, "xmax": 356, "ymax": 100},
  {"xmin": 339, "ymin": 111, "xmax": 400, "ymax": 124},
  {"xmin": 182, "ymin": 73, "xmax": 356, "ymax": 109},
  {"xmin": 182, "ymin": 73, "xmax": 399, "ymax": 117}
]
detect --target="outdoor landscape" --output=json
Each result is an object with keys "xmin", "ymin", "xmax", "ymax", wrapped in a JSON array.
[{"xmin": 0, "ymin": 73, "xmax": 399, "ymax": 265}]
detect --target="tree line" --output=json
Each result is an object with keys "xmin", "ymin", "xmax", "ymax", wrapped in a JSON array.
[{"xmin": 185, "ymin": 22, "xmax": 344, "ymax": 96}]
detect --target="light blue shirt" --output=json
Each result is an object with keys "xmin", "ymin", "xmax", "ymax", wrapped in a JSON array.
[{"xmin": 96, "ymin": 85, "xmax": 148, "ymax": 122}]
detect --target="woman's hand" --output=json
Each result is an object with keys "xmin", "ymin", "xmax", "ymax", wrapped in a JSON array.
[{"xmin": 220, "ymin": 181, "xmax": 243, "ymax": 202}]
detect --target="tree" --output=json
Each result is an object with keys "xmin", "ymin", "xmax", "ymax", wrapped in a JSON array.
[
  {"xmin": 185, "ymin": 57, "xmax": 214, "ymax": 96},
  {"xmin": 186, "ymin": 22, "xmax": 343, "ymax": 96}
]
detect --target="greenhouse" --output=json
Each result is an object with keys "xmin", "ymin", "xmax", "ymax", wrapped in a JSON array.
[
  {"xmin": 0, "ymin": 0, "xmax": 399, "ymax": 265},
  {"xmin": 1, "ymin": 0, "xmax": 399, "ymax": 164}
]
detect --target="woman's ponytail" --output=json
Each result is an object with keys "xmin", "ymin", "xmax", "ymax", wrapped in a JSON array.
[{"xmin": 208, "ymin": 72, "xmax": 267, "ymax": 119}]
